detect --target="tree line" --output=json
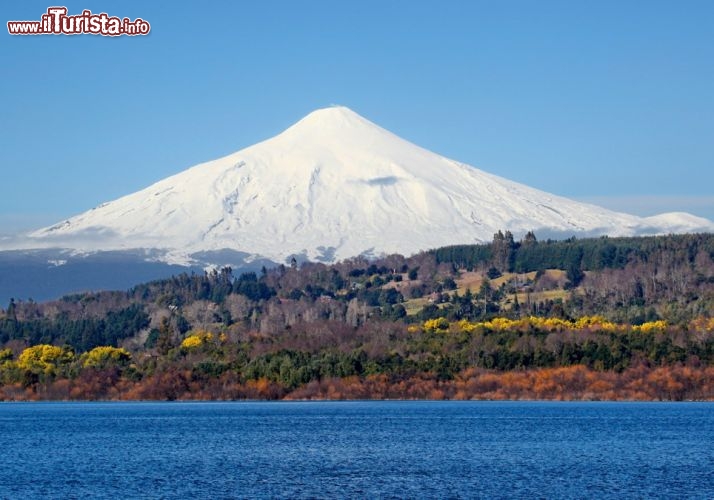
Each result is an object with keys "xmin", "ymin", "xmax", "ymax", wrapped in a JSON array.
[{"xmin": 0, "ymin": 232, "xmax": 712, "ymax": 400}]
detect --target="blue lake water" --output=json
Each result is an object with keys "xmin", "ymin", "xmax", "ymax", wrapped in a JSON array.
[{"xmin": 0, "ymin": 401, "xmax": 712, "ymax": 499}]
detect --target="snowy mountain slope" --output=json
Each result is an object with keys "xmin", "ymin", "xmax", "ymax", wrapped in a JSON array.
[{"xmin": 9, "ymin": 106, "xmax": 714, "ymax": 265}]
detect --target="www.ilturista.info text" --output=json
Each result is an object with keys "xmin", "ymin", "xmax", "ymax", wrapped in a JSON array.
[{"xmin": 7, "ymin": 7, "xmax": 150, "ymax": 36}]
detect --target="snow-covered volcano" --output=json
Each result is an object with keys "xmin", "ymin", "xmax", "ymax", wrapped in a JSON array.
[{"xmin": 12, "ymin": 106, "xmax": 714, "ymax": 265}]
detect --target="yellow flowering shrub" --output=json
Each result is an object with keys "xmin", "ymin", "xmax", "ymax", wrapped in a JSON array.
[
  {"xmin": 423, "ymin": 318, "xmax": 449, "ymax": 333},
  {"xmin": 413, "ymin": 315, "xmax": 675, "ymax": 336},
  {"xmin": 483, "ymin": 317, "xmax": 518, "ymax": 331},
  {"xmin": 528, "ymin": 316, "xmax": 571, "ymax": 332},
  {"xmin": 181, "ymin": 335, "xmax": 203, "ymax": 349},
  {"xmin": 82, "ymin": 346, "xmax": 131, "ymax": 368},
  {"xmin": 633, "ymin": 320, "xmax": 668, "ymax": 334},
  {"xmin": 17, "ymin": 345, "xmax": 73, "ymax": 375},
  {"xmin": 455, "ymin": 319, "xmax": 479, "ymax": 333},
  {"xmin": 180, "ymin": 330, "xmax": 215, "ymax": 350},
  {"xmin": 574, "ymin": 315, "xmax": 620, "ymax": 332}
]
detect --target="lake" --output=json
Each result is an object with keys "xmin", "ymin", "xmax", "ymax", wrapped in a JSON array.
[{"xmin": 0, "ymin": 401, "xmax": 712, "ymax": 498}]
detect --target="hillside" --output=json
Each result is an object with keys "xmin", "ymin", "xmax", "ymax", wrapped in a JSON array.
[{"xmin": 0, "ymin": 233, "xmax": 713, "ymax": 401}]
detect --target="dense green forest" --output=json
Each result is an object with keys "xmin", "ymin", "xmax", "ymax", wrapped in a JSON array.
[{"xmin": 1, "ymin": 232, "xmax": 713, "ymax": 401}]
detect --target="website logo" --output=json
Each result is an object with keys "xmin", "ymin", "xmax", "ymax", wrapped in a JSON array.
[{"xmin": 8, "ymin": 7, "xmax": 151, "ymax": 36}]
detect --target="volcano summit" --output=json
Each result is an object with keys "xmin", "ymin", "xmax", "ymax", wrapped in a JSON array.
[{"xmin": 9, "ymin": 106, "xmax": 714, "ymax": 266}]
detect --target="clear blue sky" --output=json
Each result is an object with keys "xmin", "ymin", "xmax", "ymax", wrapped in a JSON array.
[{"xmin": 2, "ymin": 0, "xmax": 713, "ymax": 234}]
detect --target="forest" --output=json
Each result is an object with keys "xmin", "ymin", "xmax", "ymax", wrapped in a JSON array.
[{"xmin": 0, "ymin": 232, "xmax": 713, "ymax": 401}]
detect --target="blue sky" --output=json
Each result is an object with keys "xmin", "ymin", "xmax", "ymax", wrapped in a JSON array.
[{"xmin": 1, "ymin": 1, "xmax": 713, "ymax": 233}]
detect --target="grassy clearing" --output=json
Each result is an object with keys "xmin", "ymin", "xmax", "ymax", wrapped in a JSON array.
[{"xmin": 403, "ymin": 268, "xmax": 573, "ymax": 316}]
